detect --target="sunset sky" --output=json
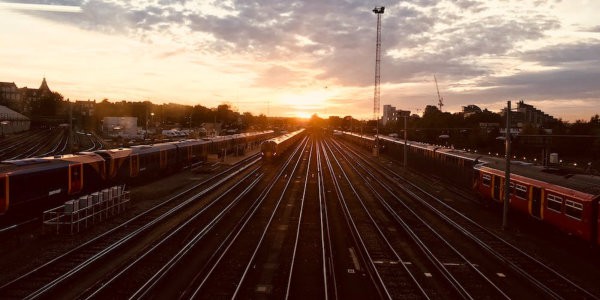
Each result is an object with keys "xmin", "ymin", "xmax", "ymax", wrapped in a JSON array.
[{"xmin": 1, "ymin": 0, "xmax": 599, "ymax": 121}]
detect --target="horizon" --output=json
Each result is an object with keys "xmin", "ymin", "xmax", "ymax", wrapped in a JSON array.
[{"xmin": 1, "ymin": 1, "xmax": 599, "ymax": 122}]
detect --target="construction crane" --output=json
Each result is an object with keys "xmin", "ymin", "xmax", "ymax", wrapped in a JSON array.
[
  {"xmin": 434, "ymin": 74, "xmax": 444, "ymax": 112},
  {"xmin": 373, "ymin": 6, "xmax": 384, "ymax": 154}
]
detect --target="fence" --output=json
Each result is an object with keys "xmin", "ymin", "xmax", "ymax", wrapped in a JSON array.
[{"xmin": 43, "ymin": 185, "xmax": 130, "ymax": 234}]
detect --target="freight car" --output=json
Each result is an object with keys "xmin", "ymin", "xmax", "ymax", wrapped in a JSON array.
[
  {"xmin": 261, "ymin": 129, "xmax": 306, "ymax": 160},
  {"xmin": 337, "ymin": 131, "xmax": 600, "ymax": 244},
  {"xmin": 0, "ymin": 131, "xmax": 274, "ymax": 215}
]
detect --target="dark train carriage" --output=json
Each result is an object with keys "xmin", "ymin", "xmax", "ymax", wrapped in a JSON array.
[
  {"xmin": 337, "ymin": 132, "xmax": 375, "ymax": 150},
  {"xmin": 206, "ymin": 135, "xmax": 234, "ymax": 156},
  {"xmin": 130, "ymin": 143, "xmax": 178, "ymax": 177},
  {"xmin": 59, "ymin": 153, "xmax": 107, "ymax": 194},
  {"xmin": 434, "ymin": 148, "xmax": 480, "ymax": 187},
  {"xmin": 172, "ymin": 139, "xmax": 209, "ymax": 167},
  {"xmin": 474, "ymin": 164, "xmax": 600, "ymax": 243},
  {"xmin": 94, "ymin": 148, "xmax": 133, "ymax": 182},
  {"xmin": 0, "ymin": 153, "xmax": 106, "ymax": 214}
]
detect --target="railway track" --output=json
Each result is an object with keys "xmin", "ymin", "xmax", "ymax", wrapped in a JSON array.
[
  {"xmin": 329, "ymin": 138, "xmax": 514, "ymax": 299},
  {"xmin": 322, "ymin": 138, "xmax": 431, "ymax": 299},
  {"xmin": 79, "ymin": 169, "xmax": 264, "ymax": 299},
  {"xmin": 334, "ymin": 135, "xmax": 600, "ymax": 299},
  {"xmin": 0, "ymin": 155, "xmax": 261, "ymax": 299},
  {"xmin": 2, "ymin": 132, "xmax": 597, "ymax": 299},
  {"xmin": 183, "ymin": 136, "xmax": 312, "ymax": 299}
]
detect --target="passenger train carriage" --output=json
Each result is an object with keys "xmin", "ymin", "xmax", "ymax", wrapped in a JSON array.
[
  {"xmin": 0, "ymin": 153, "xmax": 106, "ymax": 214},
  {"xmin": 474, "ymin": 163, "xmax": 600, "ymax": 243},
  {"xmin": 261, "ymin": 129, "xmax": 306, "ymax": 160},
  {"xmin": 0, "ymin": 131, "xmax": 274, "ymax": 215},
  {"xmin": 336, "ymin": 130, "xmax": 600, "ymax": 244}
]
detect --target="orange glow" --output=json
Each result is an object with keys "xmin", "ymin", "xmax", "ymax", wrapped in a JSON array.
[{"xmin": 294, "ymin": 111, "xmax": 312, "ymax": 119}]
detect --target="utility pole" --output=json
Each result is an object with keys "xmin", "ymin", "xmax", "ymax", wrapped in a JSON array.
[
  {"xmin": 373, "ymin": 6, "xmax": 384, "ymax": 156},
  {"xmin": 503, "ymin": 101, "xmax": 511, "ymax": 230},
  {"xmin": 404, "ymin": 115, "xmax": 408, "ymax": 167},
  {"xmin": 68, "ymin": 99, "xmax": 73, "ymax": 154}
]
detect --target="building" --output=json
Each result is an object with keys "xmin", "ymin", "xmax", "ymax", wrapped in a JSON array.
[
  {"xmin": 382, "ymin": 104, "xmax": 395, "ymax": 126},
  {"xmin": 74, "ymin": 100, "xmax": 96, "ymax": 130},
  {"xmin": 0, "ymin": 78, "xmax": 54, "ymax": 115},
  {"xmin": 0, "ymin": 105, "xmax": 31, "ymax": 135},
  {"xmin": 102, "ymin": 117, "xmax": 139, "ymax": 138},
  {"xmin": 502, "ymin": 100, "xmax": 556, "ymax": 129},
  {"xmin": 382, "ymin": 104, "xmax": 410, "ymax": 126},
  {"xmin": 0, "ymin": 82, "xmax": 21, "ymax": 112}
]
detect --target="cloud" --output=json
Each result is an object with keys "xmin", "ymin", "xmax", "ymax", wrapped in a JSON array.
[
  {"xmin": 520, "ymin": 40, "xmax": 600, "ymax": 66},
  {"xmin": 582, "ymin": 25, "xmax": 600, "ymax": 32},
  {"xmin": 3, "ymin": 0, "xmax": 599, "ymax": 121}
]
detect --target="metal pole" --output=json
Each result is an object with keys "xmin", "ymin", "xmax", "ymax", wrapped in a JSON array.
[
  {"xmin": 372, "ymin": 6, "xmax": 384, "ymax": 156},
  {"xmin": 503, "ymin": 101, "xmax": 511, "ymax": 230},
  {"xmin": 69, "ymin": 100, "xmax": 73, "ymax": 153},
  {"xmin": 403, "ymin": 115, "xmax": 407, "ymax": 168}
]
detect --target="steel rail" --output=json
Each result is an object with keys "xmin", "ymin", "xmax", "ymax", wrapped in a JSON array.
[
  {"xmin": 339, "ymin": 136, "xmax": 599, "ymax": 300},
  {"xmin": 322, "ymin": 139, "xmax": 430, "ymax": 299},
  {"xmin": 317, "ymin": 140, "xmax": 337, "ymax": 300},
  {"xmin": 284, "ymin": 139, "xmax": 321, "ymax": 299},
  {"xmin": 187, "ymin": 136, "xmax": 309, "ymax": 298},
  {"xmin": 231, "ymin": 136, "xmax": 311, "ymax": 299},
  {"xmin": 22, "ymin": 159, "xmax": 259, "ymax": 300},
  {"xmin": 321, "ymin": 141, "xmax": 391, "ymax": 299},
  {"xmin": 331, "ymin": 138, "xmax": 508, "ymax": 299},
  {"xmin": 84, "ymin": 171, "xmax": 263, "ymax": 299},
  {"xmin": 0, "ymin": 155, "xmax": 259, "ymax": 295}
]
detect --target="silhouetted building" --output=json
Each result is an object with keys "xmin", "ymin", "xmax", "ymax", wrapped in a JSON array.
[
  {"xmin": 75, "ymin": 100, "xmax": 96, "ymax": 130},
  {"xmin": 0, "ymin": 82, "xmax": 21, "ymax": 112},
  {"xmin": 502, "ymin": 100, "xmax": 556, "ymax": 129},
  {"xmin": 382, "ymin": 104, "xmax": 410, "ymax": 125},
  {"xmin": 0, "ymin": 78, "xmax": 54, "ymax": 115}
]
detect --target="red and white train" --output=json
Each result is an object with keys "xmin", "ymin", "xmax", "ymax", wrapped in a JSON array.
[{"xmin": 336, "ymin": 131, "xmax": 600, "ymax": 245}]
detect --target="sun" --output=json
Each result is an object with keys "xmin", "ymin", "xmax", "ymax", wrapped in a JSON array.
[{"xmin": 295, "ymin": 111, "xmax": 312, "ymax": 119}]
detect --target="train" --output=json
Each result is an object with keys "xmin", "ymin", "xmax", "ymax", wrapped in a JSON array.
[
  {"xmin": 335, "ymin": 131, "xmax": 600, "ymax": 245},
  {"xmin": 0, "ymin": 131, "xmax": 274, "ymax": 215},
  {"xmin": 260, "ymin": 129, "xmax": 306, "ymax": 160}
]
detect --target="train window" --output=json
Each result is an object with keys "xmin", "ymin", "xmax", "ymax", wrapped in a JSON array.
[
  {"xmin": 482, "ymin": 174, "xmax": 491, "ymax": 187},
  {"xmin": 515, "ymin": 184, "xmax": 528, "ymax": 199},
  {"xmin": 565, "ymin": 200, "xmax": 583, "ymax": 220},
  {"xmin": 546, "ymin": 194, "xmax": 563, "ymax": 212}
]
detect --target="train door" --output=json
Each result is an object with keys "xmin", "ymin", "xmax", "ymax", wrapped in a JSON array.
[
  {"xmin": 160, "ymin": 150, "xmax": 167, "ymax": 169},
  {"xmin": 0, "ymin": 175, "xmax": 8, "ymax": 214},
  {"xmin": 68, "ymin": 163, "xmax": 83, "ymax": 194},
  {"xmin": 130, "ymin": 154, "xmax": 140, "ymax": 177},
  {"xmin": 493, "ymin": 175, "xmax": 501, "ymax": 201},
  {"xmin": 531, "ymin": 186, "xmax": 542, "ymax": 219}
]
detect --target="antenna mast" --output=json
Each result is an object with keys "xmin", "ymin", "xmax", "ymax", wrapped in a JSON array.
[
  {"xmin": 434, "ymin": 74, "xmax": 444, "ymax": 111},
  {"xmin": 373, "ymin": 6, "xmax": 384, "ymax": 145}
]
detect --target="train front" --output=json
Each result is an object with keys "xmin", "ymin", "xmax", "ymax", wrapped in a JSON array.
[{"xmin": 260, "ymin": 140, "xmax": 278, "ymax": 160}]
